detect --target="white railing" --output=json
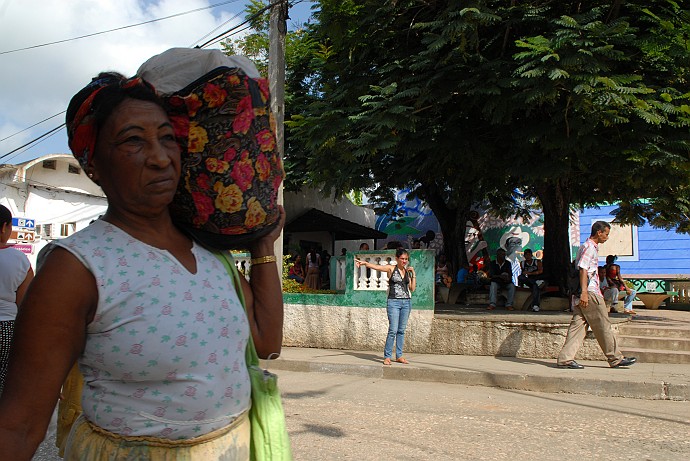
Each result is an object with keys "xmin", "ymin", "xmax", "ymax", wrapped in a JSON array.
[
  {"xmin": 670, "ymin": 281, "xmax": 690, "ymax": 304},
  {"xmin": 334, "ymin": 256, "xmax": 347, "ymax": 291},
  {"xmin": 232, "ymin": 253, "xmax": 251, "ymax": 280},
  {"xmin": 353, "ymin": 253, "xmax": 395, "ymax": 291}
]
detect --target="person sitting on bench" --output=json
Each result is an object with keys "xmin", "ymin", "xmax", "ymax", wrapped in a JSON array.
[
  {"xmin": 605, "ymin": 255, "xmax": 637, "ymax": 314},
  {"xmin": 487, "ymin": 248, "xmax": 515, "ymax": 310},
  {"xmin": 517, "ymin": 248, "xmax": 545, "ymax": 312}
]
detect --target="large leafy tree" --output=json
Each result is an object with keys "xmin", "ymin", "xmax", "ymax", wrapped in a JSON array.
[{"xmin": 287, "ymin": 0, "xmax": 690, "ymax": 288}]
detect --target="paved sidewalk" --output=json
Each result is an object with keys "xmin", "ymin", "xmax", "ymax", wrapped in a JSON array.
[{"xmin": 269, "ymin": 346, "xmax": 690, "ymax": 401}]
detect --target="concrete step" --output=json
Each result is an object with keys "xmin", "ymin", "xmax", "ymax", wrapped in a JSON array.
[
  {"xmin": 618, "ymin": 335, "xmax": 690, "ymax": 352},
  {"xmin": 618, "ymin": 325, "xmax": 690, "ymax": 339},
  {"xmin": 618, "ymin": 347, "xmax": 690, "ymax": 364}
]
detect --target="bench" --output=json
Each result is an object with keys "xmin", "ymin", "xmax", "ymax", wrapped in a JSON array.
[
  {"xmin": 635, "ymin": 291, "xmax": 678, "ymax": 310},
  {"xmin": 514, "ymin": 285, "xmax": 560, "ymax": 310},
  {"xmin": 436, "ymin": 283, "xmax": 475, "ymax": 304}
]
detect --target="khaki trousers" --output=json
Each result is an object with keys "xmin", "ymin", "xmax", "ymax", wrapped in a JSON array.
[{"xmin": 558, "ymin": 291, "xmax": 624, "ymax": 366}]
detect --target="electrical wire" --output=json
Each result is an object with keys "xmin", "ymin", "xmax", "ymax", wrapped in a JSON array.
[
  {"xmin": 190, "ymin": 11, "xmax": 243, "ymax": 48},
  {"xmin": 196, "ymin": 0, "xmax": 285, "ymax": 49},
  {"xmin": 0, "ymin": 111, "xmax": 65, "ymax": 143},
  {"xmin": 0, "ymin": 125, "xmax": 65, "ymax": 164},
  {"xmin": 1, "ymin": 0, "xmax": 299, "ymax": 163},
  {"xmin": 0, "ymin": 0, "xmax": 244, "ymax": 55}
]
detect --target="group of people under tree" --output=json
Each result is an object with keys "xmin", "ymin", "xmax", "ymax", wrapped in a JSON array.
[
  {"xmin": 434, "ymin": 245, "xmax": 546, "ymax": 312},
  {"xmin": 434, "ymin": 224, "xmax": 638, "ymax": 315}
]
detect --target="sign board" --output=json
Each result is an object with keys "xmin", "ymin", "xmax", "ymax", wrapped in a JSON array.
[
  {"xmin": 10, "ymin": 230, "xmax": 36, "ymax": 242},
  {"xmin": 10, "ymin": 243, "xmax": 34, "ymax": 255},
  {"xmin": 11, "ymin": 217, "xmax": 35, "ymax": 229}
]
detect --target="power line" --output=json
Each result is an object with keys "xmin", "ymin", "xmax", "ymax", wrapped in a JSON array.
[
  {"xmin": 0, "ymin": 111, "xmax": 65, "ymax": 143},
  {"xmin": 190, "ymin": 11, "xmax": 243, "ymax": 48},
  {"xmin": 0, "ymin": 0, "xmax": 244, "ymax": 55},
  {"xmin": 196, "ymin": 0, "xmax": 282, "ymax": 49},
  {"xmin": 1, "ymin": 0, "xmax": 300, "ymax": 163},
  {"xmin": 0, "ymin": 124, "xmax": 65, "ymax": 163}
]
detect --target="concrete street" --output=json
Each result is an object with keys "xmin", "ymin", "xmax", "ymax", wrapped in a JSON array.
[
  {"xmin": 282, "ymin": 371, "xmax": 689, "ymax": 460},
  {"xmin": 33, "ymin": 369, "xmax": 689, "ymax": 461}
]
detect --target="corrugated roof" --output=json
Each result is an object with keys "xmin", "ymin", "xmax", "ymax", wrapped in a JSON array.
[{"xmin": 286, "ymin": 208, "xmax": 387, "ymax": 241}]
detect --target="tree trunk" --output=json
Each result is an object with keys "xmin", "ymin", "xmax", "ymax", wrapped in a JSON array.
[
  {"xmin": 423, "ymin": 186, "xmax": 473, "ymax": 277},
  {"xmin": 536, "ymin": 179, "xmax": 573, "ymax": 293}
]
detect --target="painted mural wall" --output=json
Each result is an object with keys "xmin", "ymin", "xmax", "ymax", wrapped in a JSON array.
[{"xmin": 374, "ymin": 189, "xmax": 552, "ymax": 265}]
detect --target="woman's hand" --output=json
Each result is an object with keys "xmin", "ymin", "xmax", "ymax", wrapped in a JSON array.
[
  {"xmin": 354, "ymin": 258, "xmax": 365, "ymax": 268},
  {"xmin": 250, "ymin": 206, "xmax": 286, "ymax": 255}
]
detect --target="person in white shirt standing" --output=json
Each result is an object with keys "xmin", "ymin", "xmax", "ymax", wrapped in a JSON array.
[{"xmin": 0, "ymin": 205, "xmax": 34, "ymax": 394}]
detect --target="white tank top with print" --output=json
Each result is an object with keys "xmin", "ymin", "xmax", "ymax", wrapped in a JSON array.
[{"xmin": 55, "ymin": 220, "xmax": 250, "ymax": 439}]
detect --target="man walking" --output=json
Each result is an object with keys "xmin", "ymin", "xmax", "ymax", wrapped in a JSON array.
[{"xmin": 557, "ymin": 221, "xmax": 637, "ymax": 369}]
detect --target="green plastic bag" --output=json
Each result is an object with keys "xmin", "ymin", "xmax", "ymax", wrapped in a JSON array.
[{"xmin": 215, "ymin": 251, "xmax": 293, "ymax": 461}]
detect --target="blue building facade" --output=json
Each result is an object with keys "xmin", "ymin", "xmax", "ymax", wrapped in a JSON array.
[{"xmin": 578, "ymin": 204, "xmax": 690, "ymax": 278}]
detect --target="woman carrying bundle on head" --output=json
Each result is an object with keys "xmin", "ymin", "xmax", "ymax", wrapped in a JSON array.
[{"xmin": 0, "ymin": 70, "xmax": 285, "ymax": 460}]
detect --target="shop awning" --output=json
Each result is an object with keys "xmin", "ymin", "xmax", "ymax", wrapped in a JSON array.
[{"xmin": 285, "ymin": 208, "xmax": 387, "ymax": 241}]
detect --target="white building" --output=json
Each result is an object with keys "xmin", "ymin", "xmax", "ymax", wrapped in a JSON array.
[
  {"xmin": 0, "ymin": 154, "xmax": 107, "ymax": 267},
  {"xmin": 1, "ymin": 154, "xmax": 386, "ymax": 269}
]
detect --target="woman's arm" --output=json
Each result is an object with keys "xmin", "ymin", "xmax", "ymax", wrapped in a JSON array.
[
  {"xmin": 534, "ymin": 259, "xmax": 544, "ymax": 276},
  {"xmin": 407, "ymin": 266, "xmax": 417, "ymax": 293},
  {"xmin": 14, "ymin": 266, "xmax": 34, "ymax": 307},
  {"xmin": 355, "ymin": 258, "xmax": 394, "ymax": 274},
  {"xmin": 241, "ymin": 206, "xmax": 286, "ymax": 359},
  {"xmin": 0, "ymin": 248, "xmax": 96, "ymax": 460}
]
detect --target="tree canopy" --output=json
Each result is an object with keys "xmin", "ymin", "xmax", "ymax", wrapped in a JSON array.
[{"xmin": 284, "ymin": 0, "xmax": 690, "ymax": 287}]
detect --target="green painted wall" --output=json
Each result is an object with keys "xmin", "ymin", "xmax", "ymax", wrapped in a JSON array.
[{"xmin": 283, "ymin": 249, "xmax": 435, "ymax": 310}]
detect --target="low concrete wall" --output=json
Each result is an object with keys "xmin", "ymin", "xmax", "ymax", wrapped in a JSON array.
[
  {"xmin": 283, "ymin": 304, "xmax": 610, "ymax": 361},
  {"xmin": 429, "ymin": 315, "xmax": 608, "ymax": 361}
]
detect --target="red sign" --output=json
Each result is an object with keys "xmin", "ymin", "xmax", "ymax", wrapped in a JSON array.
[{"xmin": 9, "ymin": 243, "xmax": 34, "ymax": 255}]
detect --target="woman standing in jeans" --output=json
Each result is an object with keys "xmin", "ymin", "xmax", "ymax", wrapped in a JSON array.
[{"xmin": 356, "ymin": 249, "xmax": 416, "ymax": 365}]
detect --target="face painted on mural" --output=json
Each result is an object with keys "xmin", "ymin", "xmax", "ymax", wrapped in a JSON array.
[{"xmin": 499, "ymin": 225, "xmax": 530, "ymax": 254}]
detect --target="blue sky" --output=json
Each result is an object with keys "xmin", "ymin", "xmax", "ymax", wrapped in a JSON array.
[{"xmin": 0, "ymin": 0, "xmax": 315, "ymax": 165}]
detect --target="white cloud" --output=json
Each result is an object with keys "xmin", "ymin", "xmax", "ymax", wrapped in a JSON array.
[{"xmin": 0, "ymin": 0, "xmax": 248, "ymax": 164}]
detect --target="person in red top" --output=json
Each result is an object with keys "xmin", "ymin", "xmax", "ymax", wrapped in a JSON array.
[
  {"xmin": 287, "ymin": 255, "xmax": 305, "ymax": 284},
  {"xmin": 605, "ymin": 255, "xmax": 637, "ymax": 314}
]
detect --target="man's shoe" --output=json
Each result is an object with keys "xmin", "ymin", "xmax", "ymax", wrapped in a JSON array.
[
  {"xmin": 612, "ymin": 357, "xmax": 637, "ymax": 368},
  {"xmin": 536, "ymin": 280, "xmax": 545, "ymax": 288},
  {"xmin": 558, "ymin": 361, "xmax": 584, "ymax": 369},
  {"xmin": 531, "ymin": 305, "xmax": 540, "ymax": 312}
]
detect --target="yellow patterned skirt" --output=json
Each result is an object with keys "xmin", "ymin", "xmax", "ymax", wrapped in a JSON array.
[{"xmin": 63, "ymin": 411, "xmax": 250, "ymax": 461}]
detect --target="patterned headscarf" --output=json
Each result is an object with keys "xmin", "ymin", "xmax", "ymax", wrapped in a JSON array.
[{"xmin": 66, "ymin": 75, "xmax": 155, "ymax": 172}]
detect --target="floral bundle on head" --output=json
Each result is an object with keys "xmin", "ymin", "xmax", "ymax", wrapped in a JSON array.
[{"xmin": 139, "ymin": 48, "xmax": 284, "ymax": 250}]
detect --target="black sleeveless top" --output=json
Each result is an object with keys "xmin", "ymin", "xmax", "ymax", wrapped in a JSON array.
[{"xmin": 388, "ymin": 268, "xmax": 411, "ymax": 299}]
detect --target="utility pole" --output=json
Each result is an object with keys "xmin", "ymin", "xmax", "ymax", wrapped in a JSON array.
[{"xmin": 269, "ymin": 0, "xmax": 288, "ymax": 272}]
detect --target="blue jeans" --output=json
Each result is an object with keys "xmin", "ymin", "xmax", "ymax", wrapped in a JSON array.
[
  {"xmin": 384, "ymin": 298, "xmax": 411, "ymax": 359},
  {"xmin": 610, "ymin": 288, "xmax": 637, "ymax": 311},
  {"xmin": 489, "ymin": 281, "xmax": 516, "ymax": 307},
  {"xmin": 287, "ymin": 274, "xmax": 304, "ymax": 284}
]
